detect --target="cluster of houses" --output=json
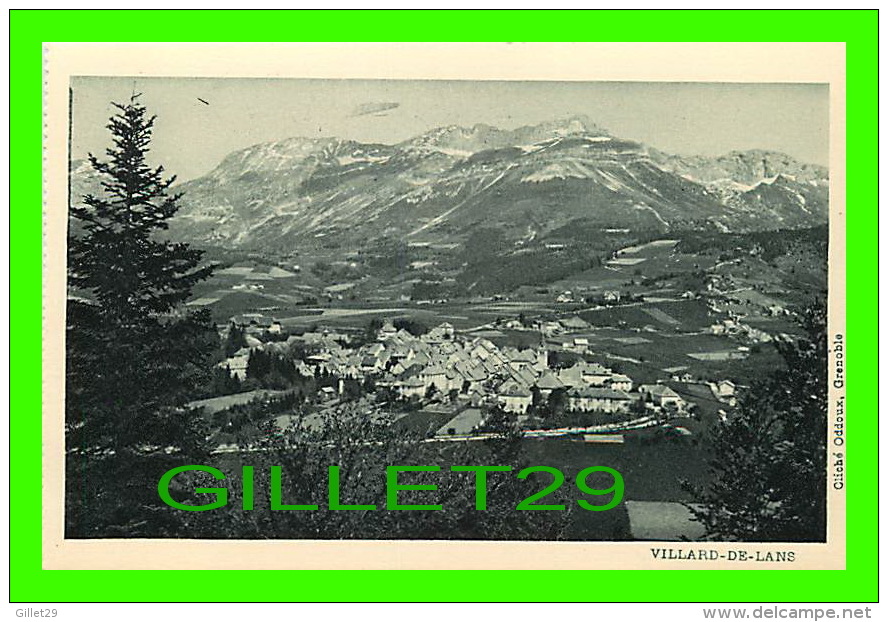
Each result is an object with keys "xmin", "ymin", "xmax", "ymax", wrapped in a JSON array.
[
  {"xmin": 703, "ymin": 276, "xmax": 787, "ymax": 345},
  {"xmin": 245, "ymin": 319, "xmax": 691, "ymax": 419},
  {"xmin": 230, "ymin": 313, "xmax": 283, "ymax": 335},
  {"xmin": 217, "ymin": 314, "xmax": 283, "ymax": 380},
  {"xmin": 500, "ymin": 314, "xmax": 593, "ymax": 337},
  {"xmin": 707, "ymin": 316, "xmax": 772, "ymax": 343},
  {"xmin": 216, "ymin": 308, "xmax": 729, "ymax": 433}
]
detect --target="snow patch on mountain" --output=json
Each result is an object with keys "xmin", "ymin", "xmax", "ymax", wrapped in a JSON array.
[
  {"xmin": 337, "ymin": 154, "xmax": 390, "ymax": 166},
  {"xmin": 520, "ymin": 161, "xmax": 587, "ymax": 184},
  {"xmin": 596, "ymin": 169, "xmax": 633, "ymax": 193},
  {"xmin": 634, "ymin": 203, "xmax": 670, "ymax": 228}
]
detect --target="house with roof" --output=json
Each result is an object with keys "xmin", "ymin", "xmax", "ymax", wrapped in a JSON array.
[
  {"xmin": 469, "ymin": 342, "xmax": 491, "ymax": 360},
  {"xmin": 218, "ymin": 349, "xmax": 250, "ymax": 380},
  {"xmin": 504, "ymin": 349, "xmax": 547, "ymax": 374},
  {"xmin": 705, "ymin": 379, "xmax": 737, "ymax": 406},
  {"xmin": 389, "ymin": 360, "xmax": 407, "ymax": 376},
  {"xmin": 568, "ymin": 387, "xmax": 632, "ymax": 414},
  {"xmin": 508, "ymin": 365, "xmax": 538, "ymax": 389},
  {"xmin": 360, "ymin": 354, "xmax": 383, "ymax": 374},
  {"xmin": 559, "ymin": 316, "xmax": 590, "ymax": 331},
  {"xmin": 306, "ymin": 351, "xmax": 332, "ymax": 365},
  {"xmin": 497, "ymin": 382, "xmax": 533, "ymax": 413},
  {"xmin": 364, "ymin": 342, "xmax": 385, "ymax": 356},
  {"xmin": 581, "ymin": 363, "xmax": 612, "ymax": 387},
  {"xmin": 377, "ymin": 320, "xmax": 398, "ymax": 340},
  {"xmin": 444, "ymin": 340, "xmax": 463, "ymax": 353},
  {"xmin": 299, "ymin": 329, "xmax": 350, "ymax": 349},
  {"xmin": 639, "ymin": 384, "xmax": 685, "ymax": 410},
  {"xmin": 230, "ymin": 313, "xmax": 282, "ymax": 335},
  {"xmin": 445, "ymin": 348, "xmax": 468, "ymax": 366},
  {"xmin": 535, "ymin": 371, "xmax": 565, "ymax": 398},
  {"xmin": 445, "ymin": 368, "xmax": 462, "ymax": 392},
  {"xmin": 609, "ymin": 373, "xmax": 633, "ymax": 392},
  {"xmin": 556, "ymin": 363, "xmax": 585, "ymax": 389},
  {"xmin": 454, "ymin": 361, "xmax": 488, "ymax": 393},
  {"xmin": 541, "ymin": 321, "xmax": 563, "ymax": 336},
  {"xmin": 479, "ymin": 338, "xmax": 498, "ymax": 350},
  {"xmin": 396, "ymin": 376, "xmax": 427, "ymax": 399},
  {"xmin": 418, "ymin": 364, "xmax": 449, "ymax": 393},
  {"xmin": 715, "ymin": 379, "xmax": 736, "ymax": 398},
  {"xmin": 299, "ymin": 330, "xmax": 328, "ymax": 345},
  {"xmin": 422, "ymin": 322, "xmax": 455, "ymax": 343},
  {"xmin": 479, "ymin": 356, "xmax": 503, "ymax": 376},
  {"xmin": 388, "ymin": 345, "xmax": 415, "ymax": 365},
  {"xmin": 565, "ymin": 337, "xmax": 589, "ymax": 352},
  {"xmin": 404, "ymin": 351, "xmax": 430, "ymax": 370},
  {"xmin": 507, "ymin": 348, "xmax": 540, "ymax": 369}
]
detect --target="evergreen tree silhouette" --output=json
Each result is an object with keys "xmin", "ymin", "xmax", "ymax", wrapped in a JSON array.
[{"xmin": 66, "ymin": 97, "xmax": 217, "ymax": 536}]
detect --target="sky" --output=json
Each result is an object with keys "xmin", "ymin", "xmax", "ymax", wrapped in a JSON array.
[{"xmin": 71, "ymin": 77, "xmax": 829, "ymax": 182}]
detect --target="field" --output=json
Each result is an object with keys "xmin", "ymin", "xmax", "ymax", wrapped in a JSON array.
[
  {"xmin": 420, "ymin": 433, "xmax": 711, "ymax": 539},
  {"xmin": 206, "ymin": 428, "xmax": 708, "ymax": 541},
  {"xmin": 516, "ymin": 435, "xmax": 709, "ymax": 503},
  {"xmin": 191, "ymin": 231, "xmax": 812, "ymax": 405},
  {"xmin": 604, "ymin": 335, "xmax": 780, "ymax": 385},
  {"xmin": 189, "ymin": 390, "xmax": 287, "ymax": 414},
  {"xmin": 579, "ymin": 298, "xmax": 722, "ymax": 332},
  {"xmin": 390, "ymin": 406, "xmax": 462, "ymax": 439}
]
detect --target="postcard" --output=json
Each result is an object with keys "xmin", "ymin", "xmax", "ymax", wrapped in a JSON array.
[{"xmin": 43, "ymin": 42, "xmax": 846, "ymax": 570}]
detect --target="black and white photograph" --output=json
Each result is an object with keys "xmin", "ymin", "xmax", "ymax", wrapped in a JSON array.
[{"xmin": 49, "ymin": 44, "xmax": 843, "ymax": 569}]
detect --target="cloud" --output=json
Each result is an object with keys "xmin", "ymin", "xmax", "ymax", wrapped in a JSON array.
[{"xmin": 350, "ymin": 101, "xmax": 400, "ymax": 117}]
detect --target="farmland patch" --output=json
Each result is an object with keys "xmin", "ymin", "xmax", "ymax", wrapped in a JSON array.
[
  {"xmin": 641, "ymin": 307, "xmax": 681, "ymax": 326},
  {"xmin": 612, "ymin": 336, "xmax": 651, "ymax": 345},
  {"xmin": 687, "ymin": 350, "xmax": 749, "ymax": 361}
]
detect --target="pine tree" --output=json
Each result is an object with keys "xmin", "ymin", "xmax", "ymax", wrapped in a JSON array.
[
  {"xmin": 70, "ymin": 99, "xmax": 213, "ymax": 323},
  {"xmin": 66, "ymin": 96, "xmax": 217, "ymax": 460},
  {"xmin": 224, "ymin": 322, "xmax": 247, "ymax": 357}
]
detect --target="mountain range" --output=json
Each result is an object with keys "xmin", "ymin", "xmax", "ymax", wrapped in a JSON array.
[{"xmin": 70, "ymin": 115, "xmax": 829, "ymax": 251}]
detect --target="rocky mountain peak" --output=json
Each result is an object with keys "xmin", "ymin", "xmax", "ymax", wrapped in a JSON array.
[{"xmin": 71, "ymin": 117, "xmax": 829, "ymax": 251}]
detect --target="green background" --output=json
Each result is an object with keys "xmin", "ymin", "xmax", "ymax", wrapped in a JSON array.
[{"xmin": 11, "ymin": 9, "xmax": 878, "ymax": 603}]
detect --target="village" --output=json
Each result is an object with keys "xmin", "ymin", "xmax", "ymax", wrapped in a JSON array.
[{"xmin": 211, "ymin": 311, "xmax": 740, "ymax": 443}]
